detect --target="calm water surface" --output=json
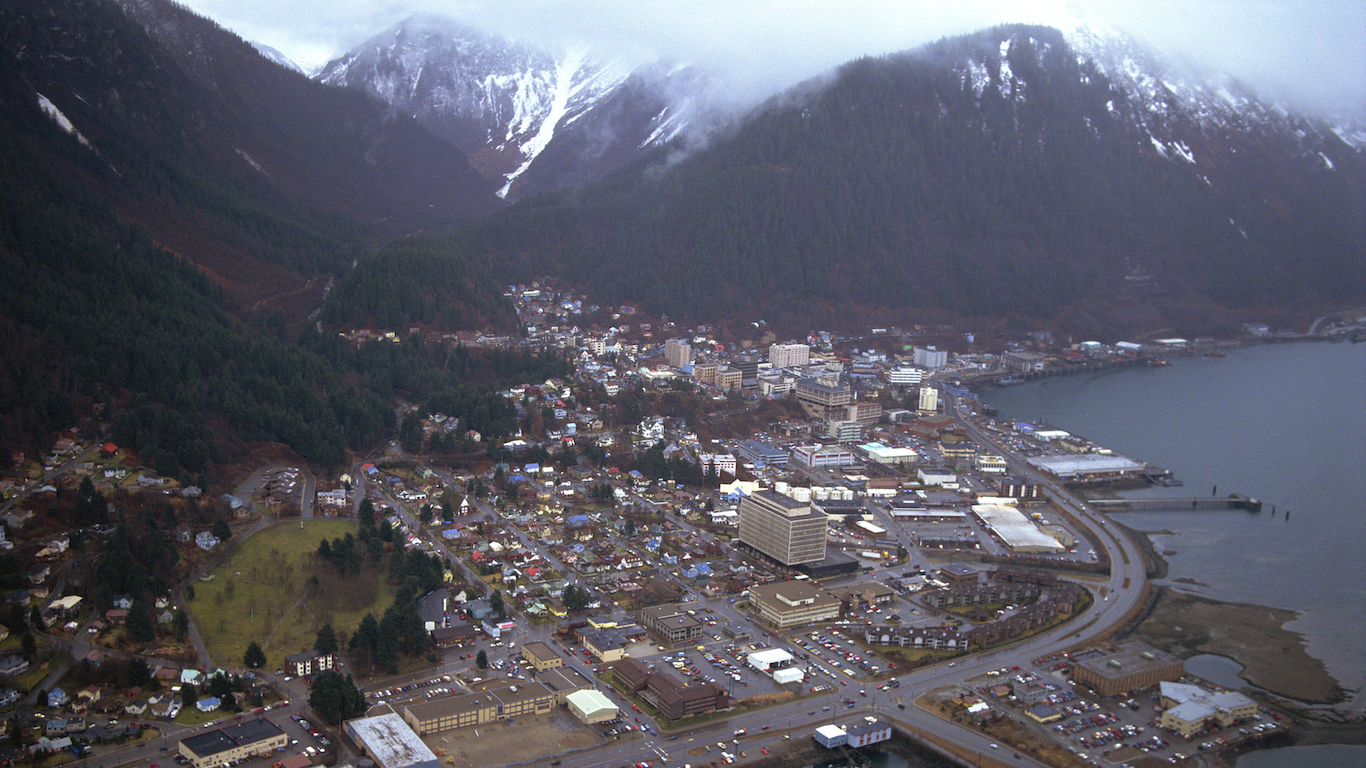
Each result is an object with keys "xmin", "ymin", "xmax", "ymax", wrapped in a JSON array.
[{"xmin": 980, "ymin": 342, "xmax": 1366, "ymax": 763}]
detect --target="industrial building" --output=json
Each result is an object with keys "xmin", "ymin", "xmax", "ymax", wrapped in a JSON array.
[
  {"xmin": 1026, "ymin": 453, "xmax": 1145, "ymax": 482},
  {"xmin": 1072, "ymin": 643, "xmax": 1184, "ymax": 698},
  {"xmin": 737, "ymin": 489, "xmax": 828, "ymax": 566},
  {"xmin": 746, "ymin": 581, "xmax": 841, "ymax": 629},
  {"xmin": 790, "ymin": 444, "xmax": 857, "ymax": 468},
  {"xmin": 565, "ymin": 689, "xmax": 618, "ymax": 724},
  {"xmin": 345, "ymin": 714, "xmax": 437, "ymax": 768},
  {"xmin": 972, "ymin": 505, "xmax": 1066, "ymax": 554},
  {"xmin": 179, "ymin": 718, "xmax": 287, "ymax": 768}
]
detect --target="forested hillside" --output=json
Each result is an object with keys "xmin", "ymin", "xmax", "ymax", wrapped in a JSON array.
[
  {"xmin": 462, "ymin": 26, "xmax": 1365, "ymax": 331},
  {"xmin": 0, "ymin": 0, "xmax": 546, "ymax": 471}
]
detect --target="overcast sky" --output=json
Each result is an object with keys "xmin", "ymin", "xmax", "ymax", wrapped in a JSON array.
[{"xmin": 179, "ymin": 0, "xmax": 1366, "ymax": 117}]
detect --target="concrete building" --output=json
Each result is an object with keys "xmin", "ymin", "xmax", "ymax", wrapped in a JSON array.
[
  {"xmin": 768, "ymin": 343, "xmax": 810, "ymax": 369},
  {"xmin": 790, "ymin": 444, "xmax": 857, "ymax": 468},
  {"xmin": 918, "ymin": 386, "xmax": 939, "ymax": 412},
  {"xmin": 747, "ymin": 581, "xmax": 841, "ymax": 629},
  {"xmin": 697, "ymin": 453, "xmax": 737, "ymax": 476},
  {"xmin": 1002, "ymin": 351, "xmax": 1047, "ymax": 373},
  {"xmin": 536, "ymin": 666, "xmax": 593, "ymax": 705},
  {"xmin": 738, "ymin": 489, "xmax": 828, "ymax": 566},
  {"xmin": 179, "ymin": 719, "xmax": 287, "ymax": 768},
  {"xmin": 736, "ymin": 440, "xmax": 789, "ymax": 469},
  {"xmin": 401, "ymin": 682, "xmax": 556, "ymax": 735},
  {"xmin": 664, "ymin": 338, "xmax": 693, "ymax": 369},
  {"xmin": 913, "ymin": 346, "xmax": 948, "ymax": 369},
  {"xmin": 1157, "ymin": 682, "xmax": 1257, "ymax": 738},
  {"xmin": 640, "ymin": 604, "xmax": 705, "ymax": 644},
  {"xmin": 346, "ymin": 714, "xmax": 437, "ymax": 768},
  {"xmin": 1072, "ymin": 643, "xmax": 1184, "ymax": 698},
  {"xmin": 825, "ymin": 420, "xmax": 864, "ymax": 443},
  {"xmin": 887, "ymin": 366, "xmax": 923, "ymax": 386},
  {"xmin": 795, "ymin": 375, "xmax": 851, "ymax": 420},
  {"xmin": 860, "ymin": 442, "xmax": 917, "ymax": 466},
  {"xmin": 520, "ymin": 642, "xmax": 562, "ymax": 671},
  {"xmin": 640, "ymin": 675, "xmax": 728, "ymax": 721}
]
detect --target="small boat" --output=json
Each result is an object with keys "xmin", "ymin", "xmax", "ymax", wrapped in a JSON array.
[
  {"xmin": 1203, "ymin": 351, "xmax": 1226, "ymax": 357},
  {"xmin": 1148, "ymin": 359, "xmax": 1172, "ymax": 367}
]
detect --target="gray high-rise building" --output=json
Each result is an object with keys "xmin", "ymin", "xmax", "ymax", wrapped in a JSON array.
[{"xmin": 738, "ymin": 489, "xmax": 828, "ymax": 566}]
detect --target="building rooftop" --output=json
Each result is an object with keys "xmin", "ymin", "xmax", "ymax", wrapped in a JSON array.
[{"xmin": 347, "ymin": 714, "xmax": 435, "ymax": 768}]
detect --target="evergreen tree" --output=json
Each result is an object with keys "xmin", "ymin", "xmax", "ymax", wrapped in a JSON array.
[
  {"xmin": 489, "ymin": 589, "xmax": 504, "ymax": 618},
  {"xmin": 475, "ymin": 649, "xmax": 487, "ymax": 669},
  {"xmin": 126, "ymin": 599, "xmax": 155, "ymax": 642},
  {"xmin": 172, "ymin": 609, "xmax": 190, "ymax": 641},
  {"xmin": 211, "ymin": 516, "xmax": 231, "ymax": 541},
  {"xmin": 307, "ymin": 671, "xmax": 367, "ymax": 724},
  {"xmin": 243, "ymin": 641, "xmax": 266, "ymax": 669},
  {"xmin": 314, "ymin": 624, "xmax": 339, "ymax": 655}
]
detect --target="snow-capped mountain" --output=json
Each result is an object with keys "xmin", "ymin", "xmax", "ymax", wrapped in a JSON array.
[
  {"xmin": 318, "ymin": 14, "xmax": 705, "ymax": 199},
  {"xmin": 249, "ymin": 41, "xmax": 304, "ymax": 74}
]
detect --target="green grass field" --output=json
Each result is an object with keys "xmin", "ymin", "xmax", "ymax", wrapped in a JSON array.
[{"xmin": 187, "ymin": 520, "xmax": 397, "ymax": 671}]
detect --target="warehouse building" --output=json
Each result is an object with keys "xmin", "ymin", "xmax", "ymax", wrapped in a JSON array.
[
  {"xmin": 345, "ymin": 714, "xmax": 437, "ymax": 768},
  {"xmin": 972, "ymin": 505, "xmax": 1066, "ymax": 554},
  {"xmin": 1026, "ymin": 454, "xmax": 1145, "ymax": 482},
  {"xmin": 565, "ymin": 690, "xmax": 618, "ymax": 724}
]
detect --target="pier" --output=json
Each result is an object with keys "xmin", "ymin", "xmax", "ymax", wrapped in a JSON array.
[{"xmin": 1089, "ymin": 494, "xmax": 1262, "ymax": 512}]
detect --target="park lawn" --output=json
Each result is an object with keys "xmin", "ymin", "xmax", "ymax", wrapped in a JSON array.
[{"xmin": 187, "ymin": 520, "xmax": 398, "ymax": 671}]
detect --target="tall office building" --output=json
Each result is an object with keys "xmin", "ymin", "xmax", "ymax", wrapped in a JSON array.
[
  {"xmin": 913, "ymin": 346, "xmax": 948, "ymax": 369},
  {"xmin": 664, "ymin": 338, "xmax": 693, "ymax": 369},
  {"xmin": 738, "ymin": 489, "xmax": 828, "ymax": 566},
  {"xmin": 768, "ymin": 343, "xmax": 811, "ymax": 369}
]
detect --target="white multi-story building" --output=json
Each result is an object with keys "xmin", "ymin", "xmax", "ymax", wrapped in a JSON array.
[
  {"xmin": 918, "ymin": 386, "xmax": 939, "ymax": 412},
  {"xmin": 697, "ymin": 453, "xmax": 737, "ymax": 476},
  {"xmin": 887, "ymin": 366, "xmax": 923, "ymax": 385},
  {"xmin": 913, "ymin": 346, "xmax": 948, "ymax": 369},
  {"xmin": 790, "ymin": 444, "xmax": 857, "ymax": 468},
  {"xmin": 768, "ymin": 343, "xmax": 811, "ymax": 369}
]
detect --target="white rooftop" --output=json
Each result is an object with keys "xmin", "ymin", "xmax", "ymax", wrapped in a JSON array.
[
  {"xmin": 346, "ymin": 713, "xmax": 436, "ymax": 768},
  {"xmin": 972, "ymin": 505, "xmax": 1065, "ymax": 552},
  {"xmin": 1026, "ymin": 453, "xmax": 1144, "ymax": 477},
  {"xmin": 747, "ymin": 648, "xmax": 795, "ymax": 667}
]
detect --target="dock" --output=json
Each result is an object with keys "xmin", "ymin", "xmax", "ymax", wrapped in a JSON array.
[{"xmin": 1089, "ymin": 494, "xmax": 1262, "ymax": 512}]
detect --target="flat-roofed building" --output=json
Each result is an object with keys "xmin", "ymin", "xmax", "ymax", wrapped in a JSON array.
[
  {"xmin": 747, "ymin": 581, "xmax": 840, "ymax": 629},
  {"xmin": 520, "ymin": 642, "xmax": 562, "ymax": 671},
  {"xmin": 738, "ymin": 489, "xmax": 827, "ymax": 566},
  {"xmin": 1157, "ymin": 682, "xmax": 1257, "ymax": 738},
  {"xmin": 768, "ymin": 343, "xmax": 810, "ymax": 369},
  {"xmin": 345, "ymin": 714, "xmax": 437, "ymax": 768},
  {"xmin": 795, "ymin": 375, "xmax": 851, "ymax": 420},
  {"xmin": 1072, "ymin": 643, "xmax": 1184, "ymax": 698},
  {"xmin": 566, "ymin": 689, "xmax": 618, "ymax": 724},
  {"xmin": 401, "ymin": 681, "xmax": 556, "ymax": 735},
  {"xmin": 1002, "ymin": 351, "xmax": 1047, "ymax": 373},
  {"xmin": 536, "ymin": 666, "xmax": 593, "ymax": 705},
  {"xmin": 179, "ymin": 719, "xmax": 287, "ymax": 768},
  {"xmin": 790, "ymin": 444, "xmax": 856, "ymax": 468},
  {"xmin": 640, "ymin": 674, "xmax": 728, "ymax": 721},
  {"xmin": 639, "ymin": 604, "xmax": 705, "ymax": 644},
  {"xmin": 664, "ymin": 339, "xmax": 693, "ymax": 369}
]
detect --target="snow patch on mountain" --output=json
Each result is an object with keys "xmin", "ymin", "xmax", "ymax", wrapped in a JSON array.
[{"xmin": 36, "ymin": 93, "xmax": 92, "ymax": 149}]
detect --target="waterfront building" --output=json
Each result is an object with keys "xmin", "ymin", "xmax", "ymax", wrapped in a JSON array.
[{"xmin": 1072, "ymin": 643, "xmax": 1183, "ymax": 698}]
